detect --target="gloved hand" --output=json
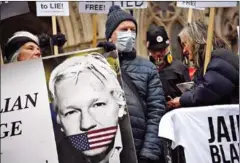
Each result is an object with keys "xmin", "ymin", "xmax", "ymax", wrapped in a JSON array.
[
  {"xmin": 51, "ymin": 33, "xmax": 67, "ymax": 47},
  {"xmin": 97, "ymin": 41, "xmax": 116, "ymax": 52}
]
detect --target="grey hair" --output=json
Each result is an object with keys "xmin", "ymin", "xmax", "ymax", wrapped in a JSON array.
[
  {"xmin": 10, "ymin": 50, "xmax": 20, "ymax": 62},
  {"xmin": 178, "ymin": 21, "xmax": 230, "ymax": 68},
  {"xmin": 48, "ymin": 53, "xmax": 126, "ymax": 118}
]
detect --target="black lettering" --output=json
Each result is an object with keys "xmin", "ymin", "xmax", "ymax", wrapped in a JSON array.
[
  {"xmin": 208, "ymin": 117, "xmax": 215, "ymax": 143},
  {"xmin": 99, "ymin": 4, "xmax": 103, "ymax": 10},
  {"xmin": 126, "ymin": 1, "xmax": 134, "ymax": 7},
  {"xmin": 0, "ymin": 123, "xmax": 9, "ymax": 139},
  {"xmin": 230, "ymin": 143, "xmax": 239, "ymax": 162},
  {"xmin": 50, "ymin": 3, "xmax": 54, "ymax": 9},
  {"xmin": 24, "ymin": 93, "xmax": 38, "ymax": 108},
  {"xmin": 236, "ymin": 115, "xmax": 239, "ymax": 131},
  {"xmin": 10, "ymin": 121, "xmax": 22, "ymax": 137},
  {"xmin": 209, "ymin": 145, "xmax": 221, "ymax": 163},
  {"xmin": 229, "ymin": 115, "xmax": 237, "ymax": 141},
  {"xmin": 219, "ymin": 144, "xmax": 231, "ymax": 163},
  {"xmin": 0, "ymin": 97, "xmax": 11, "ymax": 113},
  {"xmin": 10, "ymin": 96, "xmax": 23, "ymax": 112},
  {"xmin": 217, "ymin": 116, "xmax": 231, "ymax": 142}
]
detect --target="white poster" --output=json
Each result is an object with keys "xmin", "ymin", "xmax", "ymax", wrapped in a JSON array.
[
  {"xmin": 0, "ymin": 1, "xmax": 30, "ymax": 20},
  {"xmin": 195, "ymin": 1, "xmax": 237, "ymax": 8},
  {"xmin": 176, "ymin": 1, "xmax": 204, "ymax": 10},
  {"xmin": 159, "ymin": 105, "xmax": 239, "ymax": 163},
  {"xmin": 1, "ymin": 59, "xmax": 59, "ymax": 163},
  {"xmin": 36, "ymin": 1, "xmax": 69, "ymax": 16},
  {"xmin": 79, "ymin": 1, "xmax": 148, "ymax": 14}
]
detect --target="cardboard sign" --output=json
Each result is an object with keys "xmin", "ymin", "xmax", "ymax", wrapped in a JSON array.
[
  {"xmin": 0, "ymin": 1, "xmax": 30, "ymax": 20},
  {"xmin": 79, "ymin": 1, "xmax": 148, "ymax": 14},
  {"xmin": 36, "ymin": 1, "xmax": 69, "ymax": 16},
  {"xmin": 1, "ymin": 59, "xmax": 59, "ymax": 163}
]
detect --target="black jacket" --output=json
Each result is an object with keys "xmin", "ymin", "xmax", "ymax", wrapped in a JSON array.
[
  {"xmin": 180, "ymin": 48, "xmax": 239, "ymax": 106},
  {"xmin": 158, "ymin": 60, "xmax": 190, "ymax": 100},
  {"xmin": 119, "ymin": 50, "xmax": 166, "ymax": 161}
]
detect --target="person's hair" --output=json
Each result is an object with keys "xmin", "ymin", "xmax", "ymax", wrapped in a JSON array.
[
  {"xmin": 48, "ymin": 53, "xmax": 126, "ymax": 118},
  {"xmin": 178, "ymin": 21, "xmax": 230, "ymax": 68},
  {"xmin": 6, "ymin": 31, "xmax": 39, "ymax": 63}
]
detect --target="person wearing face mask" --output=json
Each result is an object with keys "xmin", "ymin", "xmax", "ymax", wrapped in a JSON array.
[
  {"xmin": 147, "ymin": 24, "xmax": 190, "ymax": 101},
  {"xmin": 4, "ymin": 31, "xmax": 41, "ymax": 63},
  {"xmin": 98, "ymin": 5, "xmax": 166, "ymax": 163}
]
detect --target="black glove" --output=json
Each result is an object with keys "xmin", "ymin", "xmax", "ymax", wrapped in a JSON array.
[
  {"xmin": 97, "ymin": 41, "xmax": 116, "ymax": 52},
  {"xmin": 51, "ymin": 33, "xmax": 67, "ymax": 47}
]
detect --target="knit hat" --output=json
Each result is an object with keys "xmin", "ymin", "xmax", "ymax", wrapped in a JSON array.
[
  {"xmin": 105, "ymin": 5, "xmax": 138, "ymax": 40},
  {"xmin": 4, "ymin": 31, "xmax": 39, "ymax": 62}
]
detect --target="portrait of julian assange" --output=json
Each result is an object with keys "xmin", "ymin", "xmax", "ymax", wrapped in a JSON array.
[{"xmin": 47, "ymin": 53, "xmax": 137, "ymax": 163}]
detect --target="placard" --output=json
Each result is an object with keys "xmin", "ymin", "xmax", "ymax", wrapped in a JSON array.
[
  {"xmin": 79, "ymin": 1, "xmax": 148, "ymax": 14},
  {"xmin": 1, "ymin": 59, "xmax": 59, "ymax": 163},
  {"xmin": 159, "ymin": 105, "xmax": 239, "ymax": 163},
  {"xmin": 176, "ymin": 1, "xmax": 205, "ymax": 10},
  {"xmin": 195, "ymin": 1, "xmax": 237, "ymax": 8},
  {"xmin": 36, "ymin": 1, "xmax": 69, "ymax": 16}
]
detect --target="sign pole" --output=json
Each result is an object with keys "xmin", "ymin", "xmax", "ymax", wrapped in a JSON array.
[
  {"xmin": 203, "ymin": 7, "xmax": 215, "ymax": 75},
  {"xmin": 52, "ymin": 16, "xmax": 58, "ymax": 55},
  {"xmin": 92, "ymin": 14, "xmax": 97, "ymax": 47},
  {"xmin": 187, "ymin": 8, "xmax": 193, "ymax": 23},
  {"xmin": 0, "ymin": 46, "xmax": 4, "ymax": 65}
]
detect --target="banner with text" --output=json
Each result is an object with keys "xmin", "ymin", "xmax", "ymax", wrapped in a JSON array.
[
  {"xmin": 36, "ymin": 1, "xmax": 69, "ymax": 16},
  {"xmin": 1, "ymin": 59, "xmax": 59, "ymax": 163},
  {"xmin": 177, "ymin": 1, "xmax": 237, "ymax": 8},
  {"xmin": 79, "ymin": 1, "xmax": 148, "ymax": 14},
  {"xmin": 159, "ymin": 105, "xmax": 239, "ymax": 163}
]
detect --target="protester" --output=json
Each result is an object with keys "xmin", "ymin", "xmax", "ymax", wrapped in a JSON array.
[
  {"xmin": 167, "ymin": 21, "xmax": 239, "ymax": 109},
  {"xmin": 4, "ymin": 31, "xmax": 41, "ymax": 62},
  {"xmin": 98, "ymin": 5, "xmax": 166, "ymax": 163},
  {"xmin": 146, "ymin": 24, "xmax": 190, "ymax": 101},
  {"xmin": 49, "ymin": 53, "xmax": 128, "ymax": 163}
]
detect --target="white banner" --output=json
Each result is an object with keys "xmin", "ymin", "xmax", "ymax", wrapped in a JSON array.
[
  {"xmin": 0, "ymin": 2, "xmax": 30, "ymax": 20},
  {"xmin": 159, "ymin": 105, "xmax": 239, "ymax": 163},
  {"xmin": 1, "ymin": 59, "xmax": 59, "ymax": 163},
  {"xmin": 36, "ymin": 1, "xmax": 69, "ymax": 16},
  {"xmin": 176, "ymin": 1, "xmax": 205, "ymax": 10},
  {"xmin": 79, "ymin": 1, "xmax": 148, "ymax": 14},
  {"xmin": 195, "ymin": 1, "xmax": 237, "ymax": 8}
]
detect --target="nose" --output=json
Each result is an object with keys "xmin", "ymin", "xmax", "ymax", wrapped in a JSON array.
[
  {"xmin": 80, "ymin": 111, "xmax": 97, "ymax": 132},
  {"xmin": 33, "ymin": 49, "xmax": 41, "ymax": 58}
]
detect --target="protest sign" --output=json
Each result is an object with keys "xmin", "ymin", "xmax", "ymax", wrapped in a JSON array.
[
  {"xmin": 159, "ymin": 105, "xmax": 239, "ymax": 163},
  {"xmin": 42, "ymin": 48, "xmax": 138, "ymax": 163},
  {"xmin": 0, "ymin": 1, "xmax": 30, "ymax": 20},
  {"xmin": 36, "ymin": 1, "xmax": 69, "ymax": 16},
  {"xmin": 195, "ymin": 2, "xmax": 237, "ymax": 8},
  {"xmin": 79, "ymin": 1, "xmax": 148, "ymax": 14},
  {"xmin": 1, "ymin": 59, "xmax": 59, "ymax": 163},
  {"xmin": 176, "ymin": 1, "xmax": 204, "ymax": 10}
]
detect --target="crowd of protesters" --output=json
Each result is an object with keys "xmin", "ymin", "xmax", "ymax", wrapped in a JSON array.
[{"xmin": 1, "ymin": 5, "xmax": 239, "ymax": 163}]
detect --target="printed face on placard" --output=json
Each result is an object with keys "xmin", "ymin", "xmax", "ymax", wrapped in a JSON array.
[{"xmin": 55, "ymin": 71, "xmax": 119, "ymax": 156}]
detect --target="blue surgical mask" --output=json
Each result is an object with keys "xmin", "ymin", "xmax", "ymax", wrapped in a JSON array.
[{"xmin": 116, "ymin": 31, "xmax": 136, "ymax": 52}]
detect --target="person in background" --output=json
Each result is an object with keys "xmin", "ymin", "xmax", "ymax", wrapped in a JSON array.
[
  {"xmin": 98, "ymin": 5, "xmax": 166, "ymax": 163},
  {"xmin": 167, "ymin": 21, "xmax": 239, "ymax": 109},
  {"xmin": 4, "ymin": 31, "xmax": 41, "ymax": 62},
  {"xmin": 4, "ymin": 31, "xmax": 67, "ymax": 63},
  {"xmin": 146, "ymin": 24, "xmax": 190, "ymax": 101}
]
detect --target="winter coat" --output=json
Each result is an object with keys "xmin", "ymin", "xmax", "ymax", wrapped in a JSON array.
[
  {"xmin": 180, "ymin": 48, "xmax": 239, "ymax": 107},
  {"xmin": 119, "ymin": 49, "xmax": 166, "ymax": 161},
  {"xmin": 158, "ymin": 59, "xmax": 190, "ymax": 100}
]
